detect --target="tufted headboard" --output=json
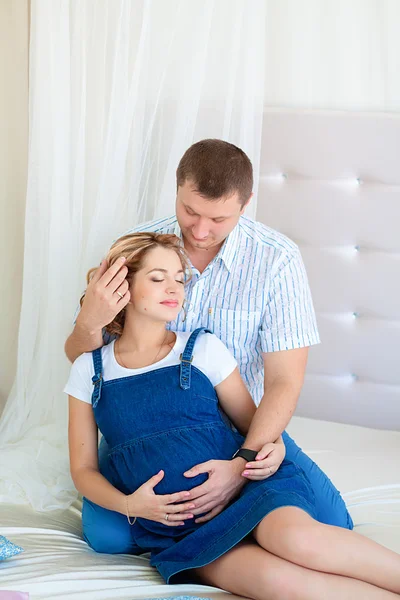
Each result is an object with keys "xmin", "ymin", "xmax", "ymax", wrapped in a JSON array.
[{"xmin": 256, "ymin": 108, "xmax": 400, "ymax": 431}]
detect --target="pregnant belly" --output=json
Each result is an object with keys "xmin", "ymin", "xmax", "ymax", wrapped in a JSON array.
[{"xmin": 108, "ymin": 423, "xmax": 243, "ymax": 496}]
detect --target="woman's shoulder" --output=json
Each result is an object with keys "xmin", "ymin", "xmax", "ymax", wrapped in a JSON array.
[
  {"xmin": 184, "ymin": 330, "xmax": 234, "ymax": 366},
  {"xmin": 172, "ymin": 330, "xmax": 235, "ymax": 371},
  {"xmin": 190, "ymin": 330, "xmax": 237, "ymax": 387},
  {"xmin": 71, "ymin": 350, "xmax": 93, "ymax": 372},
  {"xmin": 175, "ymin": 329, "xmax": 222, "ymax": 351},
  {"xmin": 71, "ymin": 343, "xmax": 113, "ymax": 374},
  {"xmin": 196, "ymin": 330, "xmax": 230, "ymax": 353}
]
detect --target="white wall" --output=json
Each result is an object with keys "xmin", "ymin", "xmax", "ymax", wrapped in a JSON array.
[
  {"xmin": 0, "ymin": 0, "xmax": 28, "ymax": 416},
  {"xmin": 264, "ymin": 0, "xmax": 400, "ymax": 112}
]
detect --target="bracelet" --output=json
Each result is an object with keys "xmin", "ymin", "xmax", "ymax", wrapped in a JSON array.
[{"xmin": 125, "ymin": 495, "xmax": 137, "ymax": 526}]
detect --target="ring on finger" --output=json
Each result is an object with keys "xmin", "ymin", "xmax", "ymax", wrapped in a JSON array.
[
  {"xmin": 116, "ymin": 291, "xmax": 124, "ymax": 299},
  {"xmin": 165, "ymin": 513, "xmax": 169, "ymax": 521}
]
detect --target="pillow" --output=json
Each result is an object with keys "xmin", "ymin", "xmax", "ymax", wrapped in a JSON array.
[
  {"xmin": 152, "ymin": 597, "xmax": 212, "ymax": 600},
  {"xmin": 0, "ymin": 535, "xmax": 24, "ymax": 560}
]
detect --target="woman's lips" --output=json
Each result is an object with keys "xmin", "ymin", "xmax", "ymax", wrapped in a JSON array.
[{"xmin": 160, "ymin": 300, "xmax": 179, "ymax": 307}]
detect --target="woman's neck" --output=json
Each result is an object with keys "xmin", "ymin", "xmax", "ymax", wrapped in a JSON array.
[{"xmin": 117, "ymin": 313, "xmax": 169, "ymax": 353}]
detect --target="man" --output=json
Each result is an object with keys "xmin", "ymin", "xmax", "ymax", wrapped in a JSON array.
[{"xmin": 65, "ymin": 139, "xmax": 351, "ymax": 530}]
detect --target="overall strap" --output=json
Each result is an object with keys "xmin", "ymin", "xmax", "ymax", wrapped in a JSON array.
[
  {"xmin": 179, "ymin": 327, "xmax": 212, "ymax": 390},
  {"xmin": 91, "ymin": 348, "xmax": 104, "ymax": 408}
]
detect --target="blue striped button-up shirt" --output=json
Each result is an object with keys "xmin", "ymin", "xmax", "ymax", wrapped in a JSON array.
[{"xmin": 124, "ymin": 215, "xmax": 320, "ymax": 405}]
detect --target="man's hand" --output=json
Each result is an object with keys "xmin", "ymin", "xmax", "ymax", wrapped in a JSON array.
[
  {"xmin": 183, "ymin": 459, "xmax": 246, "ymax": 524},
  {"xmin": 241, "ymin": 439, "xmax": 286, "ymax": 481},
  {"xmin": 77, "ymin": 256, "xmax": 130, "ymax": 333}
]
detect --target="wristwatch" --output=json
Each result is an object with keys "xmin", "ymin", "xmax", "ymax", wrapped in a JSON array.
[{"xmin": 232, "ymin": 448, "xmax": 258, "ymax": 462}]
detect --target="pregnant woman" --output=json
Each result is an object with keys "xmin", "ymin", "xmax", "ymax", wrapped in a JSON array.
[{"xmin": 65, "ymin": 232, "xmax": 400, "ymax": 600}]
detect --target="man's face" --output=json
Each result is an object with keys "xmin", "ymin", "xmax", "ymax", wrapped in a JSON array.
[{"xmin": 176, "ymin": 180, "xmax": 250, "ymax": 252}]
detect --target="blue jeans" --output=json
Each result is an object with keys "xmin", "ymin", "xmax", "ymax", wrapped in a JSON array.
[{"xmin": 282, "ymin": 431, "xmax": 353, "ymax": 529}]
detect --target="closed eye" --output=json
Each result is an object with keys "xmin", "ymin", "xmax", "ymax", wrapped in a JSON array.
[{"xmin": 151, "ymin": 278, "xmax": 185, "ymax": 285}]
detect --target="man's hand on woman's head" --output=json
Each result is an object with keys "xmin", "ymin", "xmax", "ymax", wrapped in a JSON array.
[{"xmin": 78, "ymin": 256, "xmax": 130, "ymax": 334}]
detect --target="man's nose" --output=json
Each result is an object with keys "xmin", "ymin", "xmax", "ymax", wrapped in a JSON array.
[{"xmin": 192, "ymin": 220, "xmax": 209, "ymax": 239}]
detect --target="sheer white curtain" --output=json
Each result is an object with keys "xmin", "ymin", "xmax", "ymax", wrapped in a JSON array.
[{"xmin": 0, "ymin": 0, "xmax": 265, "ymax": 510}]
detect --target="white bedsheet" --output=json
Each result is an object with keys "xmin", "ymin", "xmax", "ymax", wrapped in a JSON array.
[{"xmin": 1, "ymin": 416, "xmax": 399, "ymax": 599}]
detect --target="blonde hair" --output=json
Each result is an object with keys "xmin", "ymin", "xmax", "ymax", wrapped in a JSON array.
[{"xmin": 81, "ymin": 232, "xmax": 189, "ymax": 337}]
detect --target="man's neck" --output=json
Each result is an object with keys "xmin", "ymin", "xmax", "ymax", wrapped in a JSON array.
[{"xmin": 183, "ymin": 238, "xmax": 223, "ymax": 274}]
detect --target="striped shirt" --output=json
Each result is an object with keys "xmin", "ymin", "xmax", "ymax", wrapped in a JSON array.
[{"xmin": 123, "ymin": 215, "xmax": 320, "ymax": 405}]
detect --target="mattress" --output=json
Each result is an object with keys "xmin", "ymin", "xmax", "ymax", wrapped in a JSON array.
[{"xmin": 1, "ymin": 416, "xmax": 399, "ymax": 600}]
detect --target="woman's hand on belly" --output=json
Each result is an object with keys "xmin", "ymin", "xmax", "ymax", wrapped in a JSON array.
[
  {"xmin": 127, "ymin": 470, "xmax": 196, "ymax": 526},
  {"xmin": 182, "ymin": 459, "xmax": 247, "ymax": 523}
]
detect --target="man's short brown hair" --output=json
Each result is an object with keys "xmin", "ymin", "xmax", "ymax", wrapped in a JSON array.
[{"xmin": 176, "ymin": 139, "xmax": 253, "ymax": 206}]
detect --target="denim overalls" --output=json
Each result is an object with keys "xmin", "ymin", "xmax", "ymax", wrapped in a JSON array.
[{"xmin": 82, "ymin": 328, "xmax": 320, "ymax": 583}]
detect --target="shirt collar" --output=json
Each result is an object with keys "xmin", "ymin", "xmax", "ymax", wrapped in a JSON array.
[
  {"xmin": 173, "ymin": 220, "xmax": 182, "ymax": 239},
  {"xmin": 217, "ymin": 222, "xmax": 240, "ymax": 273},
  {"xmin": 174, "ymin": 218, "xmax": 240, "ymax": 274}
]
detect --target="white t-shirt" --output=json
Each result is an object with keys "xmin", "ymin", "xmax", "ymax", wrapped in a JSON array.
[{"xmin": 64, "ymin": 331, "xmax": 237, "ymax": 404}]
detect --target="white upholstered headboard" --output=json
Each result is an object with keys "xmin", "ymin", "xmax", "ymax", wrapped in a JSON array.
[{"xmin": 256, "ymin": 109, "xmax": 400, "ymax": 431}]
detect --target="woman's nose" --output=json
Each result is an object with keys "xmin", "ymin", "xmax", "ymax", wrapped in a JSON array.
[{"xmin": 166, "ymin": 281, "xmax": 179, "ymax": 294}]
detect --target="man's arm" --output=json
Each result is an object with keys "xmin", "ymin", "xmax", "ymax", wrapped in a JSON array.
[
  {"xmin": 240, "ymin": 246, "xmax": 319, "ymax": 449},
  {"xmin": 65, "ymin": 322, "xmax": 104, "ymax": 364},
  {"xmin": 65, "ymin": 257, "xmax": 129, "ymax": 363},
  {"xmin": 240, "ymin": 346, "xmax": 309, "ymax": 451}
]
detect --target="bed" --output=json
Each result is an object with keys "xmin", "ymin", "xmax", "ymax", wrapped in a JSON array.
[
  {"xmin": 1, "ymin": 109, "xmax": 399, "ymax": 598},
  {"xmin": 1, "ymin": 415, "xmax": 399, "ymax": 599}
]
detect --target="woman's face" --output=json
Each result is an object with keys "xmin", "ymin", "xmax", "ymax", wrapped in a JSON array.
[{"xmin": 128, "ymin": 246, "xmax": 185, "ymax": 322}]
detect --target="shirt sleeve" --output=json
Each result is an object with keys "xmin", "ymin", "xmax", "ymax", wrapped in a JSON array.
[
  {"xmin": 260, "ymin": 249, "xmax": 321, "ymax": 353},
  {"xmin": 63, "ymin": 352, "xmax": 95, "ymax": 404},
  {"xmin": 200, "ymin": 333, "xmax": 238, "ymax": 387}
]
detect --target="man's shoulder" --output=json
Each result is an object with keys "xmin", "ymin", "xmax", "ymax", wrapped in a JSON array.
[
  {"xmin": 119, "ymin": 215, "xmax": 178, "ymax": 238},
  {"xmin": 238, "ymin": 216, "xmax": 299, "ymax": 257}
]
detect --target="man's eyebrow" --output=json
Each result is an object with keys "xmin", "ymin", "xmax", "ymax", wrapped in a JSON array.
[
  {"xmin": 183, "ymin": 203, "xmax": 199, "ymax": 216},
  {"xmin": 183, "ymin": 201, "xmax": 230, "ymax": 219},
  {"xmin": 146, "ymin": 268, "xmax": 184, "ymax": 275}
]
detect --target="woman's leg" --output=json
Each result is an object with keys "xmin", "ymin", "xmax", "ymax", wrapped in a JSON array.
[
  {"xmin": 83, "ymin": 438, "xmax": 141, "ymax": 553},
  {"xmin": 282, "ymin": 431, "xmax": 353, "ymax": 528},
  {"xmin": 194, "ymin": 541, "xmax": 400, "ymax": 600},
  {"xmin": 82, "ymin": 497, "xmax": 140, "ymax": 554},
  {"xmin": 253, "ymin": 506, "xmax": 400, "ymax": 595}
]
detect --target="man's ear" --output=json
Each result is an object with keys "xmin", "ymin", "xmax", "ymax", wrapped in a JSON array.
[{"xmin": 240, "ymin": 192, "xmax": 253, "ymax": 215}]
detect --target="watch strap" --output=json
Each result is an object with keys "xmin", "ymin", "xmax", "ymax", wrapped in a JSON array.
[{"xmin": 232, "ymin": 448, "xmax": 258, "ymax": 462}]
